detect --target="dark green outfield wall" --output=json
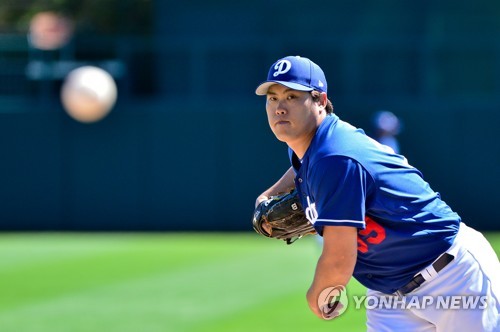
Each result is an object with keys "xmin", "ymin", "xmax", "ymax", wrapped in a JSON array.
[{"xmin": 1, "ymin": 1, "xmax": 499, "ymax": 230}]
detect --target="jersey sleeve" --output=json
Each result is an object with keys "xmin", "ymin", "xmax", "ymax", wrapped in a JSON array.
[{"xmin": 309, "ymin": 155, "xmax": 372, "ymax": 234}]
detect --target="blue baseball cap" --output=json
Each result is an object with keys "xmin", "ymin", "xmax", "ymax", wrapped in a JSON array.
[{"xmin": 255, "ymin": 56, "xmax": 327, "ymax": 95}]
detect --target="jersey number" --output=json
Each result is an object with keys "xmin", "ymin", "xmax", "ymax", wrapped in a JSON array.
[{"xmin": 357, "ymin": 216, "xmax": 386, "ymax": 253}]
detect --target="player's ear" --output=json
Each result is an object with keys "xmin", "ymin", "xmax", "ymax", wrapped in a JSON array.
[
  {"xmin": 315, "ymin": 92, "xmax": 328, "ymax": 113},
  {"xmin": 319, "ymin": 92, "xmax": 328, "ymax": 108}
]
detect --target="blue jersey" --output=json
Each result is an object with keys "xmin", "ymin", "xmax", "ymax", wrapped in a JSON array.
[{"xmin": 290, "ymin": 114, "xmax": 461, "ymax": 294}]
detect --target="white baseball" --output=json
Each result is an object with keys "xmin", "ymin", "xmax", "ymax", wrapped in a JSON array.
[{"xmin": 61, "ymin": 66, "xmax": 117, "ymax": 123}]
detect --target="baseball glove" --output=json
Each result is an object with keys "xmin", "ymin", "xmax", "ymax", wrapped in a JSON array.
[{"xmin": 252, "ymin": 188, "xmax": 316, "ymax": 244}]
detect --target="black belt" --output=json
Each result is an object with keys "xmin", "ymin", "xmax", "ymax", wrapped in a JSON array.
[{"xmin": 397, "ymin": 253, "xmax": 454, "ymax": 295}]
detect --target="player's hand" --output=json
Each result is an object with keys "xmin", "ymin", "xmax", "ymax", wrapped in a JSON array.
[
  {"xmin": 307, "ymin": 284, "xmax": 346, "ymax": 320},
  {"xmin": 255, "ymin": 195, "xmax": 269, "ymax": 208},
  {"xmin": 306, "ymin": 287, "xmax": 323, "ymax": 319}
]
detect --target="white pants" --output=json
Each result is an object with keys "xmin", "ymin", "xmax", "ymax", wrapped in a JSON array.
[{"xmin": 366, "ymin": 223, "xmax": 500, "ymax": 332}]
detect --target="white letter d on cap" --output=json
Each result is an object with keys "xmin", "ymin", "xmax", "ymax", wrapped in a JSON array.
[{"xmin": 273, "ymin": 60, "xmax": 291, "ymax": 77}]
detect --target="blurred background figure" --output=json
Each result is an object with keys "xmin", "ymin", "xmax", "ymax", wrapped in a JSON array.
[
  {"xmin": 26, "ymin": 11, "xmax": 76, "ymax": 106},
  {"xmin": 28, "ymin": 11, "xmax": 74, "ymax": 51},
  {"xmin": 371, "ymin": 110, "xmax": 402, "ymax": 154}
]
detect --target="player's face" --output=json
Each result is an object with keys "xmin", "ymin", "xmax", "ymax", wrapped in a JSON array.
[{"xmin": 265, "ymin": 84, "xmax": 324, "ymax": 152}]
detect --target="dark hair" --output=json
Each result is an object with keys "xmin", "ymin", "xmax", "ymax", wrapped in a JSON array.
[{"xmin": 311, "ymin": 91, "xmax": 334, "ymax": 114}]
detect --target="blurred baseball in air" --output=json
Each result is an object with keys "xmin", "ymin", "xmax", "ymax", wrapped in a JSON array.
[{"xmin": 61, "ymin": 66, "xmax": 117, "ymax": 123}]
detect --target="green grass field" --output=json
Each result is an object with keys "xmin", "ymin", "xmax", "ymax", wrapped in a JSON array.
[{"xmin": 0, "ymin": 232, "xmax": 499, "ymax": 332}]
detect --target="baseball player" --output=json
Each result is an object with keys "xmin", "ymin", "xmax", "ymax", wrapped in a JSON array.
[{"xmin": 254, "ymin": 55, "xmax": 500, "ymax": 331}]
